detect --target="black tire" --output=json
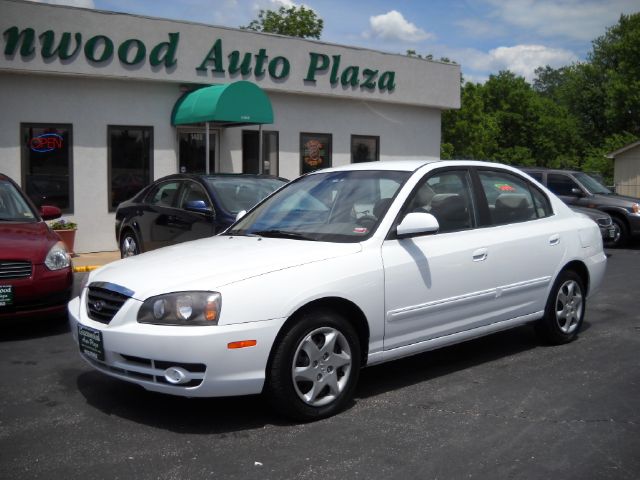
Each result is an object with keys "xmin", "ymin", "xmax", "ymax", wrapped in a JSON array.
[
  {"xmin": 265, "ymin": 309, "xmax": 361, "ymax": 422},
  {"xmin": 605, "ymin": 216, "xmax": 628, "ymax": 248},
  {"xmin": 535, "ymin": 270, "xmax": 585, "ymax": 345},
  {"xmin": 119, "ymin": 229, "xmax": 140, "ymax": 258}
]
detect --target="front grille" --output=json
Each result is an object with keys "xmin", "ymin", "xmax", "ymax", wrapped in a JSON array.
[
  {"xmin": 0, "ymin": 261, "xmax": 32, "ymax": 279},
  {"xmin": 596, "ymin": 217, "xmax": 612, "ymax": 227},
  {"xmin": 87, "ymin": 283, "xmax": 132, "ymax": 324}
]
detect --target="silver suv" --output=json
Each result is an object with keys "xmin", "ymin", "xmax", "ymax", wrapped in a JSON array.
[{"xmin": 523, "ymin": 168, "xmax": 640, "ymax": 247}]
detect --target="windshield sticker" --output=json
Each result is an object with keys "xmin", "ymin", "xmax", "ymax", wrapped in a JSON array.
[
  {"xmin": 495, "ymin": 183, "xmax": 516, "ymax": 192},
  {"xmin": 353, "ymin": 227, "xmax": 368, "ymax": 234}
]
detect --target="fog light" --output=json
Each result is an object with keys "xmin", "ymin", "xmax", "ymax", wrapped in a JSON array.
[{"xmin": 164, "ymin": 366, "xmax": 190, "ymax": 385}]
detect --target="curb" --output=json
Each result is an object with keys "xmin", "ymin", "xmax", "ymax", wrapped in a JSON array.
[{"xmin": 72, "ymin": 265, "xmax": 101, "ymax": 273}]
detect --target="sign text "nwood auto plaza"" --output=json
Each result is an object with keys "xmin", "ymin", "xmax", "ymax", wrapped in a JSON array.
[{"xmin": 3, "ymin": 28, "xmax": 397, "ymax": 92}]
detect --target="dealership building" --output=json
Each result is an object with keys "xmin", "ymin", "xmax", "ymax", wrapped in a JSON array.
[{"xmin": 0, "ymin": 0, "xmax": 460, "ymax": 253}]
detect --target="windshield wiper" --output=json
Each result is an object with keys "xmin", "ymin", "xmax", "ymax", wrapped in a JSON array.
[{"xmin": 251, "ymin": 229, "xmax": 316, "ymax": 241}]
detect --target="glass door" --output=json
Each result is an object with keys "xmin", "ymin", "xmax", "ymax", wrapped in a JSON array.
[{"xmin": 178, "ymin": 130, "xmax": 216, "ymax": 174}]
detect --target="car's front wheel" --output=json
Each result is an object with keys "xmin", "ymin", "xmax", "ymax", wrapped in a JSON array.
[
  {"xmin": 604, "ymin": 216, "xmax": 628, "ymax": 248},
  {"xmin": 119, "ymin": 230, "xmax": 140, "ymax": 258},
  {"xmin": 536, "ymin": 270, "xmax": 585, "ymax": 344},
  {"xmin": 266, "ymin": 310, "xmax": 361, "ymax": 421}
]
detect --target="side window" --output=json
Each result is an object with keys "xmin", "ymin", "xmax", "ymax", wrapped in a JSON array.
[
  {"xmin": 478, "ymin": 170, "xmax": 540, "ymax": 225},
  {"xmin": 547, "ymin": 173, "xmax": 579, "ymax": 196},
  {"xmin": 178, "ymin": 182, "xmax": 212, "ymax": 209},
  {"xmin": 527, "ymin": 171, "xmax": 543, "ymax": 182},
  {"xmin": 406, "ymin": 170, "xmax": 474, "ymax": 233},
  {"xmin": 147, "ymin": 181, "xmax": 181, "ymax": 207}
]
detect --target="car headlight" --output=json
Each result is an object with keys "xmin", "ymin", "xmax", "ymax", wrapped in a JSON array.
[
  {"xmin": 137, "ymin": 291, "xmax": 222, "ymax": 326},
  {"xmin": 44, "ymin": 241, "xmax": 71, "ymax": 271}
]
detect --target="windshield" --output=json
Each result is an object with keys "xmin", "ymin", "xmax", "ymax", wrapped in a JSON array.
[
  {"xmin": 0, "ymin": 180, "xmax": 38, "ymax": 222},
  {"xmin": 574, "ymin": 172, "xmax": 612, "ymax": 195},
  {"xmin": 228, "ymin": 170, "xmax": 411, "ymax": 242},
  {"xmin": 204, "ymin": 176, "xmax": 287, "ymax": 214}
]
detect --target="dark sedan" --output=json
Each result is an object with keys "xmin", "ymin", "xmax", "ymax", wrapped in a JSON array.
[
  {"xmin": 115, "ymin": 173, "xmax": 288, "ymax": 257},
  {"xmin": 0, "ymin": 173, "xmax": 73, "ymax": 320}
]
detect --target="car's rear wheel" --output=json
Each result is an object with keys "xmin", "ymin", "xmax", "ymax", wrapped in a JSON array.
[
  {"xmin": 266, "ymin": 310, "xmax": 361, "ymax": 421},
  {"xmin": 120, "ymin": 230, "xmax": 140, "ymax": 258},
  {"xmin": 536, "ymin": 270, "xmax": 585, "ymax": 344}
]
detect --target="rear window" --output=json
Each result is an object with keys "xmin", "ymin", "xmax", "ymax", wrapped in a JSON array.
[{"xmin": 205, "ymin": 177, "xmax": 286, "ymax": 215}]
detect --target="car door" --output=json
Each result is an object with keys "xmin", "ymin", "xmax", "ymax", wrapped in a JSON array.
[
  {"xmin": 169, "ymin": 180, "xmax": 217, "ymax": 243},
  {"xmin": 546, "ymin": 173, "xmax": 586, "ymax": 207},
  {"xmin": 142, "ymin": 180, "xmax": 183, "ymax": 251},
  {"xmin": 382, "ymin": 168, "xmax": 499, "ymax": 350},
  {"xmin": 473, "ymin": 168, "xmax": 566, "ymax": 320}
]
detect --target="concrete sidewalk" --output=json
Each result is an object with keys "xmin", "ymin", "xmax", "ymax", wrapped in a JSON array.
[{"xmin": 72, "ymin": 251, "xmax": 121, "ymax": 272}]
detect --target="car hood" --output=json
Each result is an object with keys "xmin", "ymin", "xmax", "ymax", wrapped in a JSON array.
[
  {"xmin": 591, "ymin": 193, "xmax": 640, "ymax": 207},
  {"xmin": 90, "ymin": 235, "xmax": 363, "ymax": 300},
  {"xmin": 0, "ymin": 222, "xmax": 58, "ymax": 262}
]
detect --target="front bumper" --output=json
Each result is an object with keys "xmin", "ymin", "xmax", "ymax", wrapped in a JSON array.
[
  {"xmin": 0, "ymin": 265, "xmax": 72, "ymax": 319},
  {"xmin": 627, "ymin": 213, "xmax": 640, "ymax": 237},
  {"xmin": 68, "ymin": 294, "xmax": 287, "ymax": 397}
]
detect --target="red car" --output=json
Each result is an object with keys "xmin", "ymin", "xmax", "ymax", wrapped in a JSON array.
[{"xmin": 0, "ymin": 173, "xmax": 73, "ymax": 320}]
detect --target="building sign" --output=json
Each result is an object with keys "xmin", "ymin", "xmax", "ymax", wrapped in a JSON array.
[
  {"xmin": 29, "ymin": 133, "xmax": 63, "ymax": 153},
  {"xmin": 3, "ymin": 26, "xmax": 395, "ymax": 92}
]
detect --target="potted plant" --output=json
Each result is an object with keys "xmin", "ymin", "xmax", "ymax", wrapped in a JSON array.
[{"xmin": 48, "ymin": 218, "xmax": 78, "ymax": 254}]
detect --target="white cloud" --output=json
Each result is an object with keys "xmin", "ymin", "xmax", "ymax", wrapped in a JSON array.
[
  {"xmin": 463, "ymin": 44, "xmax": 578, "ymax": 82},
  {"xmin": 366, "ymin": 10, "xmax": 433, "ymax": 42},
  {"xmin": 484, "ymin": 0, "xmax": 639, "ymax": 41},
  {"xmin": 26, "ymin": 0, "xmax": 95, "ymax": 7}
]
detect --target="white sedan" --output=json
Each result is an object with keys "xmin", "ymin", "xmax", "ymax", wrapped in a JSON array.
[{"xmin": 69, "ymin": 160, "xmax": 607, "ymax": 421}]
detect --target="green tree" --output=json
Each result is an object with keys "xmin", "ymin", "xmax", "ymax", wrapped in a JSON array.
[
  {"xmin": 589, "ymin": 13, "xmax": 640, "ymax": 137},
  {"xmin": 441, "ymin": 82, "xmax": 499, "ymax": 160},
  {"xmin": 242, "ymin": 6, "xmax": 323, "ymax": 39}
]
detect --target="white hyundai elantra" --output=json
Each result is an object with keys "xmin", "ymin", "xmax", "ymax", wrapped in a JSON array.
[{"xmin": 69, "ymin": 160, "xmax": 606, "ymax": 421}]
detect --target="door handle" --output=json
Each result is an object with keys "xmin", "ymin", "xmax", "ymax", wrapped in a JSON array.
[
  {"xmin": 549, "ymin": 234, "xmax": 560, "ymax": 246},
  {"xmin": 472, "ymin": 248, "xmax": 488, "ymax": 262}
]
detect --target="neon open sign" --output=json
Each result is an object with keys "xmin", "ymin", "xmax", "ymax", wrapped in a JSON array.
[{"xmin": 30, "ymin": 133, "xmax": 63, "ymax": 153}]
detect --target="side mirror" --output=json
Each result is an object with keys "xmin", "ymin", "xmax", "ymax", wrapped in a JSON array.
[
  {"xmin": 184, "ymin": 200, "xmax": 213, "ymax": 215},
  {"xmin": 236, "ymin": 210, "xmax": 247, "ymax": 221},
  {"xmin": 570, "ymin": 188, "xmax": 584, "ymax": 197},
  {"xmin": 396, "ymin": 212, "xmax": 439, "ymax": 238},
  {"xmin": 40, "ymin": 205, "xmax": 62, "ymax": 221}
]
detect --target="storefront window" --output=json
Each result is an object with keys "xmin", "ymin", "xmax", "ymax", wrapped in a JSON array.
[
  {"xmin": 351, "ymin": 135, "xmax": 379, "ymax": 163},
  {"xmin": 300, "ymin": 133, "xmax": 332, "ymax": 174},
  {"xmin": 108, "ymin": 126, "xmax": 153, "ymax": 211},
  {"xmin": 21, "ymin": 123, "xmax": 73, "ymax": 212},
  {"xmin": 242, "ymin": 130, "xmax": 279, "ymax": 176}
]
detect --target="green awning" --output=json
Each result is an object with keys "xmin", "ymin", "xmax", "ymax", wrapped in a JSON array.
[{"xmin": 171, "ymin": 81, "xmax": 273, "ymax": 126}]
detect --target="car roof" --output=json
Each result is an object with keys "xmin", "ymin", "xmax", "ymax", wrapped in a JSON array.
[
  {"xmin": 313, "ymin": 159, "xmax": 529, "ymax": 174},
  {"xmin": 520, "ymin": 167, "xmax": 581, "ymax": 174},
  {"xmin": 157, "ymin": 173, "xmax": 288, "ymax": 182}
]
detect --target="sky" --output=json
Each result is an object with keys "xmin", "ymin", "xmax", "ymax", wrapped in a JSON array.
[{"xmin": 29, "ymin": 0, "xmax": 640, "ymax": 83}]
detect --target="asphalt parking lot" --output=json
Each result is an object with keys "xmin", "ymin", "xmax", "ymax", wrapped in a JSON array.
[{"xmin": 1, "ymin": 247, "xmax": 639, "ymax": 480}]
